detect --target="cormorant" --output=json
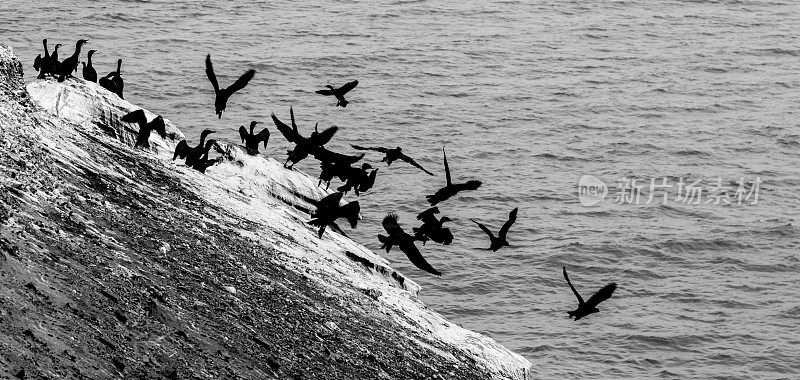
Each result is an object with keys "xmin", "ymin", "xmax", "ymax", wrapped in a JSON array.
[
  {"xmin": 412, "ymin": 206, "xmax": 453, "ymax": 245},
  {"xmin": 174, "ymin": 129, "xmax": 216, "ymax": 167},
  {"xmin": 315, "ymin": 80, "xmax": 358, "ymax": 107},
  {"xmin": 238, "ymin": 121, "xmax": 270, "ymax": 155},
  {"xmin": 351, "ymin": 144, "xmax": 434, "ymax": 176},
  {"xmin": 99, "ymin": 59, "xmax": 124, "ymax": 99},
  {"xmin": 378, "ymin": 213, "xmax": 441, "ymax": 276},
  {"xmin": 317, "ymin": 152, "xmax": 366, "ymax": 189},
  {"xmin": 205, "ymin": 54, "xmax": 255, "ymax": 118},
  {"xmin": 56, "ymin": 39, "xmax": 88, "ymax": 82},
  {"xmin": 563, "ymin": 266, "xmax": 617, "ymax": 321},
  {"xmin": 337, "ymin": 163, "xmax": 378, "ymax": 196},
  {"xmin": 191, "ymin": 140, "xmax": 219, "ymax": 173},
  {"xmin": 271, "ymin": 107, "xmax": 338, "ymax": 168},
  {"xmin": 426, "ymin": 147, "xmax": 481, "ymax": 205},
  {"xmin": 121, "ymin": 109, "xmax": 167, "ymax": 148},
  {"xmin": 82, "ymin": 49, "xmax": 97, "ymax": 82},
  {"xmin": 472, "ymin": 207, "xmax": 518, "ymax": 251},
  {"xmin": 33, "ymin": 39, "xmax": 50, "ymax": 79},
  {"xmin": 308, "ymin": 192, "xmax": 360, "ymax": 238},
  {"xmin": 49, "ymin": 43, "xmax": 62, "ymax": 78}
]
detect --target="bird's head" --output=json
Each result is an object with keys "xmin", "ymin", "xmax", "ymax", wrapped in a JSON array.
[
  {"xmin": 88, "ymin": 49, "xmax": 96, "ymax": 57},
  {"xmin": 250, "ymin": 121, "xmax": 258, "ymax": 132},
  {"xmin": 54, "ymin": 44, "xmax": 62, "ymax": 52},
  {"xmin": 76, "ymin": 39, "xmax": 89, "ymax": 48},
  {"xmin": 440, "ymin": 216, "xmax": 452, "ymax": 224}
]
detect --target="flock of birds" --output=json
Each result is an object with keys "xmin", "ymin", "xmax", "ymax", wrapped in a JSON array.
[{"xmin": 31, "ymin": 38, "xmax": 618, "ymax": 321}]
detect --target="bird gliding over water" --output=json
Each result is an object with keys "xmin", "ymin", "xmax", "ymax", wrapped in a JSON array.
[
  {"xmin": 350, "ymin": 144, "xmax": 434, "ymax": 176},
  {"xmin": 563, "ymin": 266, "xmax": 617, "ymax": 321},
  {"xmin": 426, "ymin": 146, "xmax": 482, "ymax": 206},
  {"xmin": 316, "ymin": 80, "xmax": 358, "ymax": 107},
  {"xmin": 472, "ymin": 207, "xmax": 518, "ymax": 251},
  {"xmin": 205, "ymin": 54, "xmax": 256, "ymax": 118}
]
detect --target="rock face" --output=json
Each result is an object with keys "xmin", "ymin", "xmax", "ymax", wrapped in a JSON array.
[{"xmin": 0, "ymin": 44, "xmax": 531, "ymax": 379}]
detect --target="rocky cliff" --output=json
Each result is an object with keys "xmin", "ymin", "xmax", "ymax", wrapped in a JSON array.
[{"xmin": 0, "ymin": 44, "xmax": 531, "ymax": 379}]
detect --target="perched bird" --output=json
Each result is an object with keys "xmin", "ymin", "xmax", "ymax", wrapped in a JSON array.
[
  {"xmin": 308, "ymin": 192, "xmax": 361, "ymax": 238},
  {"xmin": 120, "ymin": 109, "xmax": 167, "ymax": 148},
  {"xmin": 315, "ymin": 80, "xmax": 358, "ymax": 107},
  {"xmin": 412, "ymin": 207, "xmax": 453, "ymax": 246},
  {"xmin": 99, "ymin": 59, "xmax": 124, "ymax": 99},
  {"xmin": 379, "ymin": 213, "xmax": 441, "ymax": 276},
  {"xmin": 191, "ymin": 140, "xmax": 219, "ymax": 173},
  {"xmin": 472, "ymin": 207, "xmax": 518, "ymax": 251},
  {"xmin": 82, "ymin": 49, "xmax": 97, "ymax": 82},
  {"xmin": 271, "ymin": 107, "xmax": 339, "ymax": 168},
  {"xmin": 238, "ymin": 121, "xmax": 270, "ymax": 155},
  {"xmin": 56, "ymin": 39, "xmax": 89, "ymax": 82},
  {"xmin": 48, "ymin": 43, "xmax": 63, "ymax": 78},
  {"xmin": 174, "ymin": 129, "xmax": 216, "ymax": 167},
  {"xmin": 426, "ymin": 146, "xmax": 481, "ymax": 205},
  {"xmin": 563, "ymin": 266, "xmax": 617, "ymax": 321},
  {"xmin": 350, "ymin": 145, "xmax": 433, "ymax": 176},
  {"xmin": 205, "ymin": 54, "xmax": 255, "ymax": 118},
  {"xmin": 32, "ymin": 39, "xmax": 50, "ymax": 79}
]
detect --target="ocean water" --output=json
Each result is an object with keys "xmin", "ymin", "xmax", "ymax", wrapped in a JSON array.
[{"xmin": 4, "ymin": 0, "xmax": 800, "ymax": 377}]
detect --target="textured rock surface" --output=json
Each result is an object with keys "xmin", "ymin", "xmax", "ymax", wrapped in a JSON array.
[{"xmin": 1, "ymin": 44, "xmax": 531, "ymax": 379}]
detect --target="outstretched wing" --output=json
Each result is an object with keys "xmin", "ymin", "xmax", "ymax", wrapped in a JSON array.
[
  {"xmin": 563, "ymin": 266, "xmax": 585, "ymax": 306},
  {"xmin": 498, "ymin": 207, "xmax": 518, "ymax": 240},
  {"xmin": 399, "ymin": 241, "xmax": 442, "ymax": 276},
  {"xmin": 442, "ymin": 146, "xmax": 451, "ymax": 186},
  {"xmin": 313, "ymin": 147, "xmax": 363, "ymax": 165},
  {"xmin": 120, "ymin": 109, "xmax": 146, "ymax": 125},
  {"xmin": 205, "ymin": 54, "xmax": 219, "ymax": 92},
  {"xmin": 225, "ymin": 69, "xmax": 256, "ymax": 95},
  {"xmin": 382, "ymin": 213, "xmax": 404, "ymax": 237},
  {"xmin": 256, "ymin": 128, "xmax": 270, "ymax": 146},
  {"xmin": 416, "ymin": 206, "xmax": 439, "ymax": 222},
  {"xmin": 271, "ymin": 112, "xmax": 298, "ymax": 143},
  {"xmin": 238, "ymin": 125, "xmax": 248, "ymax": 143},
  {"xmin": 315, "ymin": 89, "xmax": 334, "ymax": 96},
  {"xmin": 450, "ymin": 180, "xmax": 482, "ymax": 193},
  {"xmin": 350, "ymin": 144, "xmax": 389, "ymax": 153},
  {"xmin": 173, "ymin": 140, "xmax": 190, "ymax": 160},
  {"xmin": 585, "ymin": 283, "xmax": 617, "ymax": 309},
  {"xmin": 471, "ymin": 220, "xmax": 495, "ymax": 240},
  {"xmin": 339, "ymin": 80, "xmax": 359, "ymax": 94},
  {"xmin": 151, "ymin": 116, "xmax": 167, "ymax": 138},
  {"xmin": 316, "ymin": 192, "xmax": 344, "ymax": 211},
  {"xmin": 399, "ymin": 153, "xmax": 434, "ymax": 176},
  {"xmin": 311, "ymin": 125, "xmax": 338, "ymax": 146}
]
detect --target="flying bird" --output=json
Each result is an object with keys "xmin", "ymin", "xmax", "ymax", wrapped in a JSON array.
[
  {"xmin": 205, "ymin": 54, "xmax": 255, "ymax": 118},
  {"xmin": 563, "ymin": 266, "xmax": 617, "ymax": 321},
  {"xmin": 350, "ymin": 145, "xmax": 434, "ymax": 176},
  {"xmin": 174, "ymin": 129, "xmax": 216, "ymax": 167},
  {"xmin": 337, "ymin": 163, "xmax": 378, "ymax": 196},
  {"xmin": 315, "ymin": 80, "xmax": 358, "ymax": 107},
  {"xmin": 412, "ymin": 206, "xmax": 453, "ymax": 246},
  {"xmin": 426, "ymin": 146, "xmax": 481, "ymax": 205},
  {"xmin": 308, "ymin": 192, "xmax": 360, "ymax": 238},
  {"xmin": 472, "ymin": 207, "xmax": 518, "ymax": 251},
  {"xmin": 120, "ymin": 109, "xmax": 167, "ymax": 148},
  {"xmin": 271, "ymin": 107, "xmax": 339, "ymax": 168},
  {"xmin": 238, "ymin": 121, "xmax": 270, "ymax": 155},
  {"xmin": 379, "ymin": 213, "xmax": 441, "ymax": 276}
]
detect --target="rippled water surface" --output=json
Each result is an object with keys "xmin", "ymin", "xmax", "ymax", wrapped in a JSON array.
[{"xmin": 5, "ymin": 0, "xmax": 800, "ymax": 377}]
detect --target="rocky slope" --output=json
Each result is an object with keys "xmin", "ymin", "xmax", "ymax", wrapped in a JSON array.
[{"xmin": 0, "ymin": 44, "xmax": 531, "ymax": 379}]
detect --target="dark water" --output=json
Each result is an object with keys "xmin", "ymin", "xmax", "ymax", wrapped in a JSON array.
[{"xmin": 5, "ymin": 0, "xmax": 800, "ymax": 377}]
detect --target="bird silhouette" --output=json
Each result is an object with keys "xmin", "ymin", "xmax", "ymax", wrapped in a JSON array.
[
  {"xmin": 56, "ymin": 39, "xmax": 88, "ymax": 82},
  {"xmin": 350, "ymin": 145, "xmax": 433, "ymax": 176},
  {"xmin": 563, "ymin": 266, "xmax": 617, "ymax": 321},
  {"xmin": 191, "ymin": 140, "xmax": 220, "ymax": 174},
  {"xmin": 205, "ymin": 54, "xmax": 255, "ymax": 118},
  {"xmin": 379, "ymin": 213, "xmax": 441, "ymax": 276},
  {"xmin": 174, "ymin": 129, "xmax": 216, "ymax": 167},
  {"xmin": 238, "ymin": 121, "xmax": 270, "ymax": 155},
  {"xmin": 272, "ymin": 107, "xmax": 339, "ymax": 168},
  {"xmin": 99, "ymin": 59, "xmax": 124, "ymax": 99},
  {"xmin": 316, "ymin": 80, "xmax": 358, "ymax": 107},
  {"xmin": 412, "ymin": 206, "xmax": 453, "ymax": 246},
  {"xmin": 120, "ymin": 109, "xmax": 167, "ymax": 148},
  {"xmin": 472, "ymin": 207, "xmax": 518, "ymax": 251},
  {"xmin": 426, "ymin": 146, "xmax": 481, "ymax": 205},
  {"xmin": 308, "ymin": 192, "xmax": 360, "ymax": 238},
  {"xmin": 82, "ymin": 49, "xmax": 97, "ymax": 82}
]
